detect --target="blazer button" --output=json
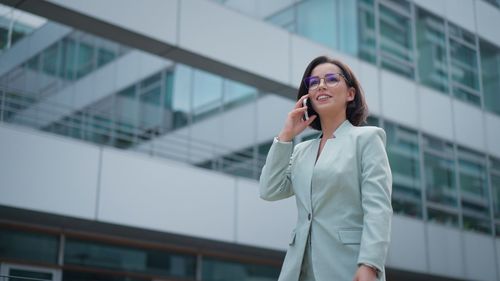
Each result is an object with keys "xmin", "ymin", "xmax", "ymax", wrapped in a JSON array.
[{"xmin": 308, "ymin": 213, "xmax": 311, "ymax": 221}]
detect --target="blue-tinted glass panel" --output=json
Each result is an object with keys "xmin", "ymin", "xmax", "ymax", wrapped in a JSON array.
[
  {"xmin": 0, "ymin": 228, "xmax": 59, "ymax": 264},
  {"xmin": 296, "ymin": 0, "xmax": 336, "ymax": 49},
  {"xmin": 192, "ymin": 69, "xmax": 222, "ymax": 121},
  {"xmin": 64, "ymin": 238, "xmax": 196, "ymax": 278},
  {"xmin": 379, "ymin": 1, "xmax": 414, "ymax": 78},
  {"xmin": 417, "ymin": 9, "xmax": 448, "ymax": 93},
  {"xmin": 385, "ymin": 121, "xmax": 422, "ymax": 218},
  {"xmin": 202, "ymin": 258, "xmax": 280, "ymax": 281},
  {"xmin": 449, "ymin": 24, "xmax": 480, "ymax": 106},
  {"xmin": 358, "ymin": 0, "xmax": 376, "ymax": 63},
  {"xmin": 458, "ymin": 147, "xmax": 490, "ymax": 233},
  {"xmin": 480, "ymin": 40, "xmax": 500, "ymax": 116}
]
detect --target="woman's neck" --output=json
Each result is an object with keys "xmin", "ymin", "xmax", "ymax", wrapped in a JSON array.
[{"xmin": 320, "ymin": 113, "xmax": 347, "ymax": 139}]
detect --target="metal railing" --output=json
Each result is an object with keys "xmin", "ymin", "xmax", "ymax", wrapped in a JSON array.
[{"xmin": 0, "ymin": 86, "xmax": 267, "ymax": 180}]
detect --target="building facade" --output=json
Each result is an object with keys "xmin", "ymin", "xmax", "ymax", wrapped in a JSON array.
[{"xmin": 1, "ymin": 0, "xmax": 500, "ymax": 280}]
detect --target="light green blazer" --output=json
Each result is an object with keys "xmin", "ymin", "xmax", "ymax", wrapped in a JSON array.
[{"xmin": 260, "ymin": 120, "xmax": 392, "ymax": 281}]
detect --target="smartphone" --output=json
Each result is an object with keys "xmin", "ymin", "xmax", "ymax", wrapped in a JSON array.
[{"xmin": 303, "ymin": 98, "xmax": 309, "ymax": 121}]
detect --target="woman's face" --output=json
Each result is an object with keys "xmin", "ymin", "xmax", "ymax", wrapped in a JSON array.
[{"xmin": 306, "ymin": 62, "xmax": 354, "ymax": 118}]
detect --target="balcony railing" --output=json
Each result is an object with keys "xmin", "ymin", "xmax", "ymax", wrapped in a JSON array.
[{"xmin": 0, "ymin": 86, "xmax": 266, "ymax": 180}]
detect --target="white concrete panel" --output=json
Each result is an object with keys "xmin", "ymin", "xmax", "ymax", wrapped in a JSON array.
[
  {"xmin": 463, "ymin": 232, "xmax": 497, "ymax": 281},
  {"xmin": 452, "ymin": 100, "xmax": 485, "ymax": 152},
  {"xmin": 475, "ymin": 0, "xmax": 500, "ymax": 47},
  {"xmin": 47, "ymin": 0, "xmax": 177, "ymax": 45},
  {"xmin": 427, "ymin": 223, "xmax": 464, "ymax": 278},
  {"xmin": 236, "ymin": 177, "xmax": 296, "ymax": 250},
  {"xmin": 485, "ymin": 112, "xmax": 500, "ymax": 158},
  {"xmin": 386, "ymin": 216, "xmax": 427, "ymax": 273},
  {"xmin": 380, "ymin": 70, "xmax": 418, "ymax": 128},
  {"xmin": 497, "ymin": 239, "xmax": 500, "ymax": 280},
  {"xmin": 179, "ymin": 0, "xmax": 290, "ymax": 85},
  {"xmin": 359, "ymin": 61, "xmax": 380, "ymax": 116},
  {"xmin": 256, "ymin": 94, "xmax": 295, "ymax": 144},
  {"xmin": 289, "ymin": 34, "xmax": 360, "ymax": 90},
  {"xmin": 0, "ymin": 124, "xmax": 99, "ymax": 219},
  {"xmin": 445, "ymin": 0, "xmax": 476, "ymax": 33},
  {"xmin": 418, "ymin": 86, "xmax": 454, "ymax": 140},
  {"xmin": 413, "ymin": 0, "xmax": 446, "ymax": 17},
  {"xmin": 98, "ymin": 148, "xmax": 236, "ymax": 242}
]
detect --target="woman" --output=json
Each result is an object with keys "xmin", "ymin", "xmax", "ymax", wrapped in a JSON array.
[{"xmin": 259, "ymin": 56, "xmax": 392, "ymax": 281}]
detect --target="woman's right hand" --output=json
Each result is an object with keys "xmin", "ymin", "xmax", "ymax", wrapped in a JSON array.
[{"xmin": 277, "ymin": 94, "xmax": 317, "ymax": 142}]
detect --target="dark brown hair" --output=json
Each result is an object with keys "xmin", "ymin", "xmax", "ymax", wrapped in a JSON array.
[{"xmin": 297, "ymin": 56, "xmax": 368, "ymax": 129}]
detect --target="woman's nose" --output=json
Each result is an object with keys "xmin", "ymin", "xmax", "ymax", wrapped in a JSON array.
[{"xmin": 318, "ymin": 78, "xmax": 327, "ymax": 89}]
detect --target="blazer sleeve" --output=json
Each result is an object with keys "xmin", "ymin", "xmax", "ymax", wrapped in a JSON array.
[
  {"xmin": 357, "ymin": 128, "xmax": 393, "ymax": 272},
  {"xmin": 259, "ymin": 140, "xmax": 296, "ymax": 201}
]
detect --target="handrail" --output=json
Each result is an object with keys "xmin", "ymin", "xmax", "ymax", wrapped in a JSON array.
[{"xmin": 0, "ymin": 85, "xmax": 266, "ymax": 179}]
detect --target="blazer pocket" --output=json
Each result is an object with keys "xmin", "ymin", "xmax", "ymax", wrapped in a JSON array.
[
  {"xmin": 338, "ymin": 230, "xmax": 362, "ymax": 245},
  {"xmin": 289, "ymin": 230, "xmax": 296, "ymax": 246}
]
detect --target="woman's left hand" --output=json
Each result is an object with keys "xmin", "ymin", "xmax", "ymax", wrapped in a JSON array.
[{"xmin": 353, "ymin": 264, "xmax": 377, "ymax": 281}]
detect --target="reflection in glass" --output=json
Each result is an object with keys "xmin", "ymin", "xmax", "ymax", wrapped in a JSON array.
[
  {"xmin": 296, "ymin": 0, "xmax": 336, "ymax": 49},
  {"xmin": 379, "ymin": 1, "xmax": 414, "ymax": 78},
  {"xmin": 202, "ymin": 257, "xmax": 280, "ymax": 281},
  {"xmin": 385, "ymin": 121, "xmax": 421, "ymax": 218},
  {"xmin": 0, "ymin": 228, "xmax": 59, "ymax": 264},
  {"xmin": 491, "ymin": 158, "xmax": 500, "ymax": 237},
  {"xmin": 64, "ymin": 238, "xmax": 196, "ymax": 278},
  {"xmin": 423, "ymin": 135, "xmax": 459, "ymax": 226},
  {"xmin": 480, "ymin": 39, "xmax": 500, "ymax": 116},
  {"xmin": 358, "ymin": 0, "xmax": 376, "ymax": 63},
  {"xmin": 416, "ymin": 9, "xmax": 448, "ymax": 93},
  {"xmin": 448, "ymin": 24, "xmax": 480, "ymax": 106},
  {"xmin": 458, "ymin": 147, "xmax": 490, "ymax": 233}
]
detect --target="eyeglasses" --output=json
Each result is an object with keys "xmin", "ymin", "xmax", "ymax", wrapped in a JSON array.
[{"xmin": 304, "ymin": 73, "xmax": 347, "ymax": 91}]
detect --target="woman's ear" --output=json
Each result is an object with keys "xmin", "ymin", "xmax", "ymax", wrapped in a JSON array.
[{"xmin": 347, "ymin": 87, "xmax": 355, "ymax": 102}]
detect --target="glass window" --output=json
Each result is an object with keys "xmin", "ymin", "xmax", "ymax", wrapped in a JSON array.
[
  {"xmin": 480, "ymin": 39, "xmax": 500, "ymax": 116},
  {"xmin": 448, "ymin": 24, "xmax": 480, "ymax": 106},
  {"xmin": 64, "ymin": 238, "xmax": 196, "ymax": 279},
  {"xmin": 63, "ymin": 271, "xmax": 147, "ymax": 281},
  {"xmin": 202, "ymin": 257, "xmax": 280, "ymax": 281},
  {"xmin": 416, "ymin": 9, "xmax": 448, "ymax": 93},
  {"xmin": 60, "ymin": 38, "xmax": 77, "ymax": 81},
  {"xmin": 42, "ymin": 42, "xmax": 60, "ymax": 76},
  {"xmin": 457, "ymin": 147, "xmax": 490, "ymax": 233},
  {"xmin": 85, "ymin": 96, "xmax": 114, "ymax": 146},
  {"xmin": 114, "ymin": 85, "xmax": 137, "ymax": 148},
  {"xmin": 192, "ymin": 68, "xmax": 222, "ymax": 122},
  {"xmin": 172, "ymin": 64, "xmax": 191, "ymax": 130},
  {"xmin": 379, "ymin": 0, "xmax": 414, "ymax": 78},
  {"xmin": 97, "ymin": 48, "xmax": 116, "ymax": 67},
  {"xmin": 223, "ymin": 80, "xmax": 256, "ymax": 111},
  {"xmin": 75, "ymin": 41, "xmax": 95, "ymax": 79},
  {"xmin": 490, "ymin": 157, "xmax": 500, "ymax": 236},
  {"xmin": 0, "ymin": 228, "xmax": 59, "ymax": 264},
  {"xmin": 358, "ymin": 0, "xmax": 376, "ymax": 63},
  {"xmin": 385, "ymin": 121, "xmax": 422, "ymax": 218},
  {"xmin": 296, "ymin": 0, "xmax": 336, "ymax": 49},
  {"xmin": 266, "ymin": 5, "xmax": 295, "ymax": 33},
  {"xmin": 138, "ymin": 73, "xmax": 162, "ymax": 140},
  {"xmin": 422, "ymin": 134, "xmax": 459, "ymax": 226}
]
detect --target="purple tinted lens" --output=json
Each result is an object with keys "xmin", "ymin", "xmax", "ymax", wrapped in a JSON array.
[
  {"xmin": 305, "ymin": 76, "xmax": 320, "ymax": 88},
  {"xmin": 325, "ymin": 73, "xmax": 340, "ymax": 83}
]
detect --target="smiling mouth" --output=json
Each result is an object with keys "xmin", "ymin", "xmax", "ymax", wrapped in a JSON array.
[{"xmin": 316, "ymin": 94, "xmax": 332, "ymax": 101}]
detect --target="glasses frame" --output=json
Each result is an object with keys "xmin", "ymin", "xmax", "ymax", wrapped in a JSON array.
[{"xmin": 304, "ymin": 73, "xmax": 348, "ymax": 91}]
